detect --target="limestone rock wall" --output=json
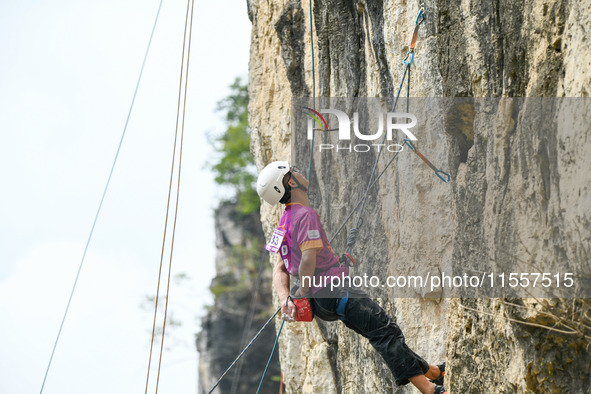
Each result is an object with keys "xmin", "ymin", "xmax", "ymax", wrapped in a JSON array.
[{"xmin": 247, "ymin": 0, "xmax": 591, "ymax": 393}]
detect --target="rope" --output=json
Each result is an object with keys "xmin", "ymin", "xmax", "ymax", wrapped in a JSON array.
[
  {"xmin": 39, "ymin": 1, "xmax": 165, "ymax": 392},
  {"xmin": 329, "ymin": 151, "xmax": 400, "ymax": 244},
  {"xmin": 407, "ymin": 63, "xmax": 411, "ymax": 113},
  {"xmin": 344, "ymin": 69, "xmax": 409, "ymax": 253},
  {"xmin": 404, "ymin": 139, "xmax": 451, "ymax": 182},
  {"xmin": 229, "ymin": 253, "xmax": 268, "ymax": 394},
  {"xmin": 332, "ymin": 44, "xmax": 411, "ymax": 249},
  {"xmin": 212, "ymin": 5, "xmax": 315, "ymax": 391},
  {"xmin": 207, "ymin": 307, "xmax": 282, "ymax": 394},
  {"xmin": 306, "ymin": 0, "xmax": 316, "ymax": 182},
  {"xmin": 144, "ymin": 0, "xmax": 192, "ymax": 391},
  {"xmin": 154, "ymin": 0, "xmax": 195, "ymax": 391},
  {"xmin": 212, "ymin": 8, "xmax": 437, "ymax": 393},
  {"xmin": 342, "ymin": 8, "xmax": 424, "ymax": 253},
  {"xmin": 256, "ymin": 320, "xmax": 285, "ymax": 394}
]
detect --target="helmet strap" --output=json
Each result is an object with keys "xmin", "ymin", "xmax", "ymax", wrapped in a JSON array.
[
  {"xmin": 279, "ymin": 172, "xmax": 308, "ymax": 204},
  {"xmin": 279, "ymin": 188, "xmax": 291, "ymax": 204},
  {"xmin": 291, "ymin": 175, "xmax": 309, "ymax": 193}
]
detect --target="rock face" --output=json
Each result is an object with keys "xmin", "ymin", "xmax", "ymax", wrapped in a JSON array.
[
  {"xmin": 247, "ymin": 1, "xmax": 590, "ymax": 393},
  {"xmin": 197, "ymin": 202, "xmax": 279, "ymax": 394}
]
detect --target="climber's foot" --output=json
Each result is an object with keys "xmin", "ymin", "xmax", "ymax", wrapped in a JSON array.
[{"xmin": 434, "ymin": 385, "xmax": 447, "ymax": 394}]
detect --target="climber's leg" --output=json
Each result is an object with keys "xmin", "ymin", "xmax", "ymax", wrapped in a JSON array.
[
  {"xmin": 341, "ymin": 297, "xmax": 430, "ymax": 386},
  {"xmin": 408, "ymin": 375, "xmax": 436, "ymax": 394},
  {"xmin": 425, "ymin": 363, "xmax": 443, "ymax": 381}
]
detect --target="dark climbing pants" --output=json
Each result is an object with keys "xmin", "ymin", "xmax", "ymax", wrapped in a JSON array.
[{"xmin": 309, "ymin": 286, "xmax": 430, "ymax": 386}]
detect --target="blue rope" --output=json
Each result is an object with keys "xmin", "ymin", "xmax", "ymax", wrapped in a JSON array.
[
  {"xmin": 343, "ymin": 8, "xmax": 424, "ymax": 253},
  {"xmin": 207, "ymin": 307, "xmax": 281, "ymax": 394},
  {"xmin": 329, "ymin": 151, "xmax": 400, "ymax": 244},
  {"xmin": 307, "ymin": 0, "xmax": 316, "ymax": 182},
  {"xmin": 343, "ymin": 64, "xmax": 409, "ymax": 254},
  {"xmin": 256, "ymin": 319, "xmax": 285, "ymax": 394},
  {"xmin": 39, "ymin": 0, "xmax": 165, "ymax": 392}
]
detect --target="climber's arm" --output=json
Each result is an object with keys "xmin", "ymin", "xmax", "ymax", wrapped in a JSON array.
[
  {"xmin": 273, "ymin": 255, "xmax": 295, "ymax": 317},
  {"xmin": 296, "ymin": 248, "xmax": 317, "ymax": 296}
]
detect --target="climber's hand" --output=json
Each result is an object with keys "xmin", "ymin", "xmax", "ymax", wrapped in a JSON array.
[{"xmin": 281, "ymin": 297, "xmax": 296, "ymax": 321}]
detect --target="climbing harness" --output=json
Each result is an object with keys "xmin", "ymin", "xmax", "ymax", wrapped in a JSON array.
[{"xmin": 335, "ymin": 291, "xmax": 349, "ymax": 321}]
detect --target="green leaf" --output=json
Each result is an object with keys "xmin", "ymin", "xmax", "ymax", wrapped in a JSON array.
[{"xmin": 208, "ymin": 77, "xmax": 260, "ymax": 215}]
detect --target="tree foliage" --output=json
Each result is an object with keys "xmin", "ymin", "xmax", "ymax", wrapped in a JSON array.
[{"xmin": 210, "ymin": 78, "xmax": 259, "ymax": 214}]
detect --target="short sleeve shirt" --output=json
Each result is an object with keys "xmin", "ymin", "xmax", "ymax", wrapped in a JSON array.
[{"xmin": 267, "ymin": 203, "xmax": 344, "ymax": 292}]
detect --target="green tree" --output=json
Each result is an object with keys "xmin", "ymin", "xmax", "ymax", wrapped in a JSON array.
[{"xmin": 210, "ymin": 78, "xmax": 259, "ymax": 214}]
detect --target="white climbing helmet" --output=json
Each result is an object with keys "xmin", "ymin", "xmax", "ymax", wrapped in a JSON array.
[{"xmin": 256, "ymin": 161, "xmax": 291, "ymax": 205}]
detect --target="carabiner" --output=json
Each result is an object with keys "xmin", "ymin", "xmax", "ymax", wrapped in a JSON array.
[
  {"xmin": 435, "ymin": 169, "xmax": 451, "ymax": 183},
  {"xmin": 403, "ymin": 138, "xmax": 417, "ymax": 152},
  {"xmin": 416, "ymin": 7, "xmax": 425, "ymax": 25},
  {"xmin": 403, "ymin": 51, "xmax": 415, "ymax": 67}
]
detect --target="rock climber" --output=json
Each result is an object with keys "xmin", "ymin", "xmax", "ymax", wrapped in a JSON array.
[{"xmin": 256, "ymin": 161, "xmax": 446, "ymax": 394}]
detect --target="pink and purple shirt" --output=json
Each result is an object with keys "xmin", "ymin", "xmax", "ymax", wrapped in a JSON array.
[{"xmin": 267, "ymin": 202, "xmax": 347, "ymax": 293}]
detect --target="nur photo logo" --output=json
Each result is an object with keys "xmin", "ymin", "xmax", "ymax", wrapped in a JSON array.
[{"xmin": 303, "ymin": 107, "xmax": 418, "ymax": 152}]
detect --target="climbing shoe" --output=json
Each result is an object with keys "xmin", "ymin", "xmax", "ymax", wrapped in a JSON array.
[
  {"xmin": 430, "ymin": 361, "xmax": 445, "ymax": 385},
  {"xmin": 434, "ymin": 385, "xmax": 447, "ymax": 394}
]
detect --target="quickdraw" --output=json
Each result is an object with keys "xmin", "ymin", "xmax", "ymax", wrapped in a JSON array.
[
  {"xmin": 404, "ymin": 139, "xmax": 451, "ymax": 183},
  {"xmin": 402, "ymin": 8, "xmax": 450, "ymax": 184},
  {"xmin": 403, "ymin": 7, "xmax": 425, "ymax": 67}
]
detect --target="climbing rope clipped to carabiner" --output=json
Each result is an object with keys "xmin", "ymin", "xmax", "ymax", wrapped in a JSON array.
[
  {"xmin": 404, "ymin": 139, "xmax": 451, "ymax": 183},
  {"xmin": 403, "ymin": 7, "xmax": 425, "ymax": 67}
]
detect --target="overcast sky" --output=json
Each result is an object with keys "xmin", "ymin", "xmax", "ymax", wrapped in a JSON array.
[{"xmin": 0, "ymin": 0, "xmax": 251, "ymax": 392}]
